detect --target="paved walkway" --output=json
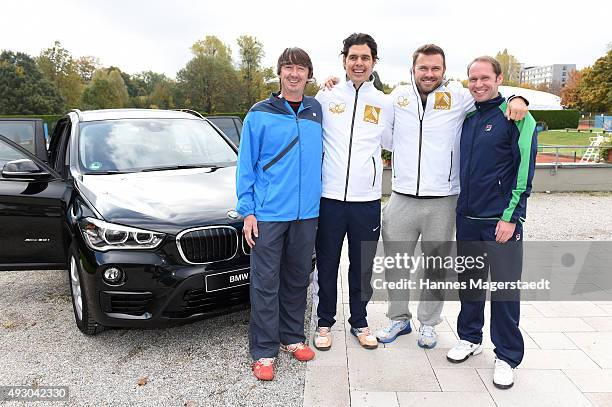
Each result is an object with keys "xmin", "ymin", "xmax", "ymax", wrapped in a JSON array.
[{"xmin": 303, "ymin": 242, "xmax": 612, "ymax": 407}]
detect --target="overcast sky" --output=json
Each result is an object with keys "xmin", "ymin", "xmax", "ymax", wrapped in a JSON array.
[{"xmin": 2, "ymin": 0, "xmax": 609, "ymax": 85}]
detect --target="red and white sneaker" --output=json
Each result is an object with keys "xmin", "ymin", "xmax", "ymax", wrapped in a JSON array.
[
  {"xmin": 252, "ymin": 357, "xmax": 275, "ymax": 381},
  {"xmin": 280, "ymin": 342, "xmax": 315, "ymax": 362}
]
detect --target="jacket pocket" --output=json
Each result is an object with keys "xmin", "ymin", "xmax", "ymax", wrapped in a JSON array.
[
  {"xmin": 263, "ymin": 137, "xmax": 298, "ymax": 171},
  {"xmin": 371, "ymin": 156, "xmax": 376, "ymax": 187},
  {"xmin": 497, "ymin": 179, "xmax": 503, "ymax": 196},
  {"xmin": 448, "ymin": 151, "xmax": 453, "ymax": 182}
]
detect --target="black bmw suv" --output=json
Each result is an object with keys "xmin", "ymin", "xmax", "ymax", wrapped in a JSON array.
[{"xmin": 0, "ymin": 109, "xmax": 252, "ymax": 334}]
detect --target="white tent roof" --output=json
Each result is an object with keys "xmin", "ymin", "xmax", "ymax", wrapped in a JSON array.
[{"xmin": 499, "ymin": 86, "xmax": 562, "ymax": 110}]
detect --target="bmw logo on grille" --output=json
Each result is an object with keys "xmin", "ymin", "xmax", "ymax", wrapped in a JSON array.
[{"xmin": 227, "ymin": 210, "xmax": 239, "ymax": 219}]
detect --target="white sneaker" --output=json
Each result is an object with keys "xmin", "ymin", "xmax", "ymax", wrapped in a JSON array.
[
  {"xmin": 313, "ymin": 326, "xmax": 332, "ymax": 350},
  {"xmin": 446, "ymin": 339, "xmax": 483, "ymax": 363},
  {"xmin": 493, "ymin": 357, "xmax": 514, "ymax": 389},
  {"xmin": 417, "ymin": 325, "xmax": 438, "ymax": 349},
  {"xmin": 375, "ymin": 320, "xmax": 412, "ymax": 343}
]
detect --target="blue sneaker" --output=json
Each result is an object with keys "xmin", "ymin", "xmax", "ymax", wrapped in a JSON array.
[
  {"xmin": 375, "ymin": 320, "xmax": 412, "ymax": 343},
  {"xmin": 417, "ymin": 324, "xmax": 438, "ymax": 349}
]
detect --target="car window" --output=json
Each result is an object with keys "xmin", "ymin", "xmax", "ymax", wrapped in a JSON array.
[
  {"xmin": 0, "ymin": 121, "xmax": 36, "ymax": 154},
  {"xmin": 78, "ymin": 118, "xmax": 237, "ymax": 173},
  {"xmin": 209, "ymin": 117, "xmax": 240, "ymax": 146}
]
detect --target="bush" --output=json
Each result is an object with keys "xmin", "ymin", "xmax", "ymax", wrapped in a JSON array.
[{"xmin": 530, "ymin": 110, "xmax": 580, "ymax": 130}]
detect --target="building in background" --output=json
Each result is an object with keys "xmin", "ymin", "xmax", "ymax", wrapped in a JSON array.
[{"xmin": 520, "ymin": 64, "xmax": 576, "ymax": 93}]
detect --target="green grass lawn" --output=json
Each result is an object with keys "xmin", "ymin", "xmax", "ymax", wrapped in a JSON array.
[{"xmin": 537, "ymin": 130, "xmax": 607, "ymax": 158}]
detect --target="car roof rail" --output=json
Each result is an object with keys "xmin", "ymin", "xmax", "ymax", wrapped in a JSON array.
[
  {"xmin": 174, "ymin": 109, "xmax": 205, "ymax": 120},
  {"xmin": 69, "ymin": 109, "xmax": 83, "ymax": 121}
]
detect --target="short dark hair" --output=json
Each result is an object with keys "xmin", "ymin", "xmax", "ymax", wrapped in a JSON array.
[
  {"xmin": 341, "ymin": 33, "xmax": 379, "ymax": 61},
  {"xmin": 276, "ymin": 47, "xmax": 313, "ymax": 79},
  {"xmin": 412, "ymin": 44, "xmax": 445, "ymax": 68},
  {"xmin": 467, "ymin": 56, "xmax": 502, "ymax": 77}
]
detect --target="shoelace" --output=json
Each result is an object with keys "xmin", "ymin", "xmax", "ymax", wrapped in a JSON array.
[
  {"xmin": 317, "ymin": 327, "xmax": 330, "ymax": 337},
  {"xmin": 257, "ymin": 358, "xmax": 274, "ymax": 367},
  {"xmin": 383, "ymin": 321, "xmax": 405, "ymax": 334},
  {"xmin": 285, "ymin": 343, "xmax": 307, "ymax": 352},
  {"xmin": 356, "ymin": 327, "xmax": 372, "ymax": 336},
  {"xmin": 420, "ymin": 325, "xmax": 435, "ymax": 338},
  {"xmin": 495, "ymin": 358, "xmax": 511, "ymax": 370},
  {"xmin": 457, "ymin": 339, "xmax": 476, "ymax": 350}
]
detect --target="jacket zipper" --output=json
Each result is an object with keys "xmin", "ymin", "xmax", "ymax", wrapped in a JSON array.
[
  {"xmin": 466, "ymin": 114, "xmax": 482, "ymax": 216},
  {"xmin": 371, "ymin": 156, "xmax": 376, "ymax": 187},
  {"xmin": 296, "ymin": 115, "xmax": 302, "ymax": 220},
  {"xmin": 448, "ymin": 151, "xmax": 453, "ymax": 182},
  {"xmin": 415, "ymin": 117, "xmax": 424, "ymax": 195},
  {"xmin": 344, "ymin": 87, "xmax": 360, "ymax": 201}
]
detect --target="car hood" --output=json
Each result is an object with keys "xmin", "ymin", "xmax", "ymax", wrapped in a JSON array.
[{"xmin": 77, "ymin": 166, "xmax": 240, "ymax": 234}]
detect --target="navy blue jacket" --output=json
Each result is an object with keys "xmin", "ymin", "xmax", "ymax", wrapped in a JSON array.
[
  {"xmin": 236, "ymin": 93, "xmax": 323, "ymax": 221},
  {"xmin": 456, "ymin": 95, "xmax": 537, "ymax": 223}
]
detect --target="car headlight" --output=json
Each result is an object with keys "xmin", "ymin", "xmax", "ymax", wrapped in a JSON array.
[{"xmin": 79, "ymin": 217, "xmax": 165, "ymax": 251}]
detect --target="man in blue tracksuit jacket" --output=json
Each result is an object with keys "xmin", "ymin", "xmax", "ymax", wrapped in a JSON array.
[
  {"xmin": 446, "ymin": 56, "xmax": 537, "ymax": 390},
  {"xmin": 236, "ymin": 48, "xmax": 322, "ymax": 381}
]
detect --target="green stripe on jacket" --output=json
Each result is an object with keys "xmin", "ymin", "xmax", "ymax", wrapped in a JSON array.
[{"xmin": 498, "ymin": 101, "xmax": 536, "ymax": 222}]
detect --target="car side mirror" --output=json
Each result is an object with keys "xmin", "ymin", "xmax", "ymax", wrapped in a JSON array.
[{"xmin": 2, "ymin": 159, "xmax": 51, "ymax": 180}]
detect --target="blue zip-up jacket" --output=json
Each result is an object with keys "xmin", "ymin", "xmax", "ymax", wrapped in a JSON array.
[
  {"xmin": 236, "ymin": 92, "xmax": 323, "ymax": 221},
  {"xmin": 456, "ymin": 94, "xmax": 538, "ymax": 223}
]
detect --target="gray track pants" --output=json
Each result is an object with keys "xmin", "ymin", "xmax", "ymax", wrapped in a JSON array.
[
  {"xmin": 382, "ymin": 192, "xmax": 457, "ymax": 326},
  {"xmin": 249, "ymin": 218, "xmax": 317, "ymax": 360}
]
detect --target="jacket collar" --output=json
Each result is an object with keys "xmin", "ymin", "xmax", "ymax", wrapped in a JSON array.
[
  {"xmin": 266, "ymin": 92, "xmax": 312, "ymax": 113},
  {"xmin": 475, "ymin": 94, "xmax": 505, "ymax": 111}
]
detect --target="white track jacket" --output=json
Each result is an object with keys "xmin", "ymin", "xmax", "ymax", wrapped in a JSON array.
[
  {"xmin": 316, "ymin": 80, "xmax": 393, "ymax": 202},
  {"xmin": 390, "ymin": 80, "xmax": 475, "ymax": 196}
]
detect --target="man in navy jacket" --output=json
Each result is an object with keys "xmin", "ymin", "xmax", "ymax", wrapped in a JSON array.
[{"xmin": 446, "ymin": 56, "xmax": 537, "ymax": 390}]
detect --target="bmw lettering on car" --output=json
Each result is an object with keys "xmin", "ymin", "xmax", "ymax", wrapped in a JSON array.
[{"xmin": 0, "ymin": 109, "xmax": 253, "ymax": 335}]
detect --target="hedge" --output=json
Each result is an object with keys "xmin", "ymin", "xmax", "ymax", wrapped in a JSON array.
[{"xmin": 530, "ymin": 110, "xmax": 580, "ymax": 130}]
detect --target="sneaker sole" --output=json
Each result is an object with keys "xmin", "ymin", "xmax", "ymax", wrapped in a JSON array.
[
  {"xmin": 376, "ymin": 325, "xmax": 412, "ymax": 344},
  {"xmin": 351, "ymin": 330, "xmax": 378, "ymax": 349},
  {"xmin": 312, "ymin": 339, "xmax": 332, "ymax": 351},
  {"xmin": 446, "ymin": 346, "xmax": 483, "ymax": 363},
  {"xmin": 493, "ymin": 381, "xmax": 514, "ymax": 390},
  {"xmin": 417, "ymin": 340, "xmax": 437, "ymax": 349}
]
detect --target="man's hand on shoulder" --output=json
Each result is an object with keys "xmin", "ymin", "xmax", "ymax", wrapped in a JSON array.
[
  {"xmin": 320, "ymin": 76, "xmax": 340, "ymax": 91},
  {"xmin": 505, "ymin": 97, "xmax": 528, "ymax": 121},
  {"xmin": 495, "ymin": 220, "xmax": 516, "ymax": 244},
  {"xmin": 243, "ymin": 214, "xmax": 258, "ymax": 248}
]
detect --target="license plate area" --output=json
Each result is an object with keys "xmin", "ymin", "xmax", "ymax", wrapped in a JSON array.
[{"xmin": 205, "ymin": 267, "xmax": 250, "ymax": 292}]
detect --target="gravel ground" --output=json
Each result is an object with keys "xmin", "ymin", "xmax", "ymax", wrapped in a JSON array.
[
  {"xmin": 1, "ymin": 192, "xmax": 610, "ymax": 406},
  {"xmin": 0, "ymin": 270, "xmax": 313, "ymax": 407}
]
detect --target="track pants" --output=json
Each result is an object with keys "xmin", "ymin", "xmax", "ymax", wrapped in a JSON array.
[
  {"xmin": 456, "ymin": 214, "xmax": 525, "ymax": 368},
  {"xmin": 382, "ymin": 192, "xmax": 457, "ymax": 326},
  {"xmin": 249, "ymin": 218, "xmax": 317, "ymax": 360},
  {"xmin": 315, "ymin": 198, "xmax": 381, "ymax": 329}
]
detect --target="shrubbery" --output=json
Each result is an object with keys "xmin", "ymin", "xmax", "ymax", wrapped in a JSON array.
[{"xmin": 530, "ymin": 110, "xmax": 580, "ymax": 129}]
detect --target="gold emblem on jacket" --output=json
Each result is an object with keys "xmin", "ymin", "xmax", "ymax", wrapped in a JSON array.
[
  {"xmin": 329, "ymin": 102, "xmax": 346, "ymax": 114},
  {"xmin": 396, "ymin": 96, "xmax": 410, "ymax": 108},
  {"xmin": 363, "ymin": 105, "xmax": 381, "ymax": 124},
  {"xmin": 434, "ymin": 92, "xmax": 452, "ymax": 110}
]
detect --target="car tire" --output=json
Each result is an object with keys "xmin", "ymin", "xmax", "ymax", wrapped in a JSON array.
[{"xmin": 68, "ymin": 245, "xmax": 104, "ymax": 335}]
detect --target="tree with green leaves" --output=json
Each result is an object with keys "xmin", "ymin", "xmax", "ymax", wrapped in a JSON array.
[
  {"xmin": 81, "ymin": 68, "xmax": 129, "ymax": 109},
  {"xmin": 37, "ymin": 41, "xmax": 83, "ymax": 109},
  {"xmin": 237, "ymin": 35, "xmax": 265, "ymax": 109},
  {"xmin": 0, "ymin": 50, "xmax": 64, "ymax": 114},
  {"xmin": 579, "ymin": 48, "xmax": 612, "ymax": 112},
  {"xmin": 178, "ymin": 36, "xmax": 240, "ymax": 113},
  {"xmin": 495, "ymin": 49, "xmax": 522, "ymax": 86}
]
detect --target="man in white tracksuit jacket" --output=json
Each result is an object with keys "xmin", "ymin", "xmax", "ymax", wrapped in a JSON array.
[
  {"xmin": 313, "ymin": 33, "xmax": 393, "ymax": 351},
  {"xmin": 376, "ymin": 44, "xmax": 528, "ymax": 348}
]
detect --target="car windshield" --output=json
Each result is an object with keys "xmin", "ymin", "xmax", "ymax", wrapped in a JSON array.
[{"xmin": 78, "ymin": 118, "xmax": 236, "ymax": 173}]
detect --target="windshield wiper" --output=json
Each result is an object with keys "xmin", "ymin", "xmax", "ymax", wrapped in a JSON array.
[
  {"xmin": 138, "ymin": 164, "xmax": 220, "ymax": 173},
  {"xmin": 86, "ymin": 170, "xmax": 136, "ymax": 175}
]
